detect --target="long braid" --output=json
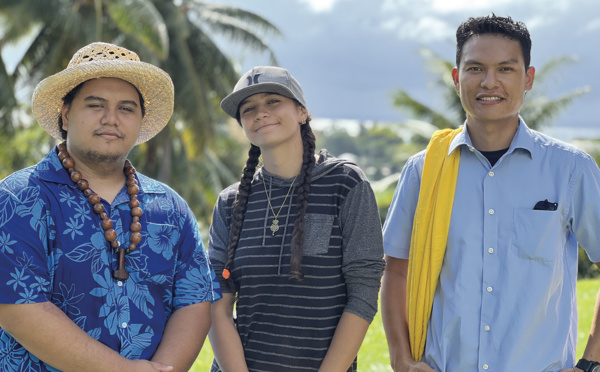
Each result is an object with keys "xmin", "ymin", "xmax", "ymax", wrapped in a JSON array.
[
  {"xmin": 223, "ymin": 144, "xmax": 262, "ymax": 291},
  {"xmin": 289, "ymin": 121, "xmax": 316, "ymax": 280}
]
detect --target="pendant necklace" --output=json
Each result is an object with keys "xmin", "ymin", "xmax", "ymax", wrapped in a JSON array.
[
  {"xmin": 57, "ymin": 142, "xmax": 142, "ymax": 280},
  {"xmin": 261, "ymin": 172, "xmax": 298, "ymax": 236}
]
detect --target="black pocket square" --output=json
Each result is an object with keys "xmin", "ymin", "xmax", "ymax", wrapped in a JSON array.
[{"xmin": 533, "ymin": 199, "xmax": 558, "ymax": 211}]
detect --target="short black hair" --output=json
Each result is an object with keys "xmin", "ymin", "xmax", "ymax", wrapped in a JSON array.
[
  {"xmin": 57, "ymin": 80, "xmax": 146, "ymax": 140},
  {"xmin": 456, "ymin": 14, "xmax": 532, "ymax": 69}
]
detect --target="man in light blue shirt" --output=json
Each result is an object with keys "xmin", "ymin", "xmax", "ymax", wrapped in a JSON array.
[{"xmin": 381, "ymin": 14, "xmax": 600, "ymax": 372}]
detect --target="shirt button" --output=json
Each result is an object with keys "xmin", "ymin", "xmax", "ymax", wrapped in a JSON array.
[
  {"xmin": 488, "ymin": 171, "xmax": 494, "ymax": 177},
  {"xmin": 484, "ymin": 325, "xmax": 491, "ymax": 331},
  {"xmin": 487, "ymin": 286, "xmax": 493, "ymax": 292},
  {"xmin": 469, "ymin": 147, "xmax": 475, "ymax": 152},
  {"xmin": 488, "ymin": 248, "xmax": 494, "ymax": 254},
  {"xmin": 121, "ymin": 322, "xmax": 127, "ymax": 328},
  {"xmin": 117, "ymin": 281, "xmax": 123, "ymax": 287},
  {"xmin": 483, "ymin": 364, "xmax": 489, "ymax": 370},
  {"xmin": 488, "ymin": 209, "xmax": 495, "ymax": 215}
]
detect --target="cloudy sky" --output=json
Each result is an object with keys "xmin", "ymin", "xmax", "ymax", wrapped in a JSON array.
[{"xmin": 215, "ymin": 0, "xmax": 599, "ymax": 134}]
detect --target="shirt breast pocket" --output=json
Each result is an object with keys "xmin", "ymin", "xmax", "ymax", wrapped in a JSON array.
[
  {"xmin": 303, "ymin": 214, "xmax": 334, "ymax": 256},
  {"xmin": 511, "ymin": 208, "xmax": 563, "ymax": 264}
]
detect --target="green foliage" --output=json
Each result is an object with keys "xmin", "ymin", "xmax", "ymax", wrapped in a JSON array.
[
  {"xmin": 129, "ymin": 119, "xmax": 248, "ymax": 222},
  {"xmin": 391, "ymin": 48, "xmax": 463, "ymax": 130},
  {"xmin": 106, "ymin": 0, "xmax": 169, "ymax": 58},
  {"xmin": 316, "ymin": 123, "xmax": 408, "ymax": 181},
  {"xmin": 0, "ymin": 52, "xmax": 16, "ymax": 133},
  {"xmin": 0, "ymin": 124, "xmax": 51, "ymax": 178},
  {"xmin": 192, "ymin": 278, "xmax": 600, "ymax": 370},
  {"xmin": 578, "ymin": 246, "xmax": 600, "ymax": 279},
  {"xmin": 0, "ymin": 0, "xmax": 280, "ymax": 226},
  {"xmin": 576, "ymin": 278, "xmax": 600, "ymax": 359}
]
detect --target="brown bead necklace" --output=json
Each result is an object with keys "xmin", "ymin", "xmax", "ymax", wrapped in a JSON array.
[{"xmin": 57, "ymin": 142, "xmax": 142, "ymax": 280}]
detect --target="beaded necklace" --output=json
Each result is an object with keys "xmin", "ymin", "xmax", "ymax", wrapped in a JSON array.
[{"xmin": 57, "ymin": 142, "xmax": 142, "ymax": 280}]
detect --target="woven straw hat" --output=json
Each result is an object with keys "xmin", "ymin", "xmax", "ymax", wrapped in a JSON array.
[{"xmin": 32, "ymin": 42, "xmax": 174, "ymax": 144}]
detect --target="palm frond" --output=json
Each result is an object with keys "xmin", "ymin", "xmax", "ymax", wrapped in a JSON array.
[
  {"xmin": 531, "ymin": 54, "xmax": 580, "ymax": 89},
  {"xmin": 193, "ymin": 3, "xmax": 282, "ymax": 37},
  {"xmin": 0, "ymin": 55, "xmax": 16, "ymax": 132},
  {"xmin": 521, "ymin": 86, "xmax": 591, "ymax": 130},
  {"xmin": 107, "ymin": 0, "xmax": 169, "ymax": 60},
  {"xmin": 391, "ymin": 89, "xmax": 459, "ymax": 129},
  {"xmin": 188, "ymin": 3, "xmax": 279, "ymax": 64}
]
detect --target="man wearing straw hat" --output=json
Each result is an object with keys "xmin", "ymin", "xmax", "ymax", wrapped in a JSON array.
[
  {"xmin": 381, "ymin": 14, "xmax": 600, "ymax": 372},
  {"xmin": 0, "ymin": 42, "xmax": 221, "ymax": 371}
]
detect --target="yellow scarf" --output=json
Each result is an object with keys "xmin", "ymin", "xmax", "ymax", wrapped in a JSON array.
[{"xmin": 407, "ymin": 127, "xmax": 463, "ymax": 360}]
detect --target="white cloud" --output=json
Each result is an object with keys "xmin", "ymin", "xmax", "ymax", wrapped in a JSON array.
[
  {"xmin": 583, "ymin": 18, "xmax": 600, "ymax": 32},
  {"xmin": 430, "ymin": 0, "xmax": 514, "ymax": 13},
  {"xmin": 381, "ymin": 15, "xmax": 453, "ymax": 43},
  {"xmin": 404, "ymin": 16, "xmax": 453, "ymax": 42},
  {"xmin": 299, "ymin": 0, "xmax": 340, "ymax": 12}
]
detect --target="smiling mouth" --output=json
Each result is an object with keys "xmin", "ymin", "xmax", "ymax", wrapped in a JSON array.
[
  {"xmin": 477, "ymin": 97, "xmax": 503, "ymax": 102},
  {"xmin": 255, "ymin": 123, "xmax": 278, "ymax": 132}
]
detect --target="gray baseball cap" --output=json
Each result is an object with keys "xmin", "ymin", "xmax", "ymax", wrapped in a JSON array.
[{"xmin": 220, "ymin": 66, "xmax": 307, "ymax": 118}]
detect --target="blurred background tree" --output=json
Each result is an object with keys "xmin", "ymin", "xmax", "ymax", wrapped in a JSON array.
[{"xmin": 0, "ymin": 0, "xmax": 281, "ymax": 223}]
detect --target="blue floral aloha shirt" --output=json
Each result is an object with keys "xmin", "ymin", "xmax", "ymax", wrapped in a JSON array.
[{"xmin": 0, "ymin": 148, "xmax": 222, "ymax": 371}]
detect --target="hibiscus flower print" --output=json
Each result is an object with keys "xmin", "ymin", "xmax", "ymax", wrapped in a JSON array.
[
  {"xmin": 147, "ymin": 223, "xmax": 180, "ymax": 260},
  {"xmin": 63, "ymin": 217, "xmax": 83, "ymax": 240},
  {"xmin": 0, "ymin": 231, "xmax": 16, "ymax": 255}
]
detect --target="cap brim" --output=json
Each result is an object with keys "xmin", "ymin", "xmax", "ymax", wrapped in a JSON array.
[{"xmin": 220, "ymin": 82, "xmax": 301, "ymax": 118}]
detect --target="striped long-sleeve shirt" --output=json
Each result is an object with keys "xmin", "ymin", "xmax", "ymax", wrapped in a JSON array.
[{"xmin": 209, "ymin": 150, "xmax": 385, "ymax": 372}]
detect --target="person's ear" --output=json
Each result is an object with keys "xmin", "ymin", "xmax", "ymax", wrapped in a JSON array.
[
  {"xmin": 525, "ymin": 66, "xmax": 535, "ymax": 92},
  {"xmin": 61, "ymin": 105, "xmax": 70, "ymax": 131},
  {"xmin": 452, "ymin": 67, "xmax": 460, "ymax": 92},
  {"xmin": 298, "ymin": 106, "xmax": 308, "ymax": 124}
]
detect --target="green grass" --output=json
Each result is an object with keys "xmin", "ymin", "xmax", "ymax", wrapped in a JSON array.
[
  {"xmin": 191, "ymin": 278, "xmax": 600, "ymax": 371},
  {"xmin": 577, "ymin": 278, "xmax": 599, "ymax": 358}
]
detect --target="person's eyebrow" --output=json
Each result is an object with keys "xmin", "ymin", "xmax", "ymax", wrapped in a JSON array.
[
  {"xmin": 83, "ymin": 96, "xmax": 139, "ymax": 107},
  {"xmin": 463, "ymin": 58, "xmax": 520, "ymax": 66},
  {"xmin": 119, "ymin": 100, "xmax": 139, "ymax": 107},
  {"xmin": 240, "ymin": 93, "xmax": 275, "ymax": 107},
  {"xmin": 83, "ymin": 95, "xmax": 108, "ymax": 102}
]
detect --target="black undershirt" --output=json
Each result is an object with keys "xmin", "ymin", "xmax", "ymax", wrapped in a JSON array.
[{"xmin": 480, "ymin": 148, "xmax": 509, "ymax": 167}]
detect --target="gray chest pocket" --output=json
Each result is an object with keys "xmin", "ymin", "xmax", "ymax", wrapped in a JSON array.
[{"xmin": 303, "ymin": 214, "xmax": 334, "ymax": 255}]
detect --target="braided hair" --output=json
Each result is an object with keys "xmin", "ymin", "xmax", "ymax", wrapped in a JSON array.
[
  {"xmin": 222, "ymin": 115, "xmax": 316, "ymax": 290},
  {"xmin": 289, "ymin": 122, "xmax": 316, "ymax": 279}
]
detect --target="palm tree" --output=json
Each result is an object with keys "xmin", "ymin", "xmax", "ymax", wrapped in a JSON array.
[
  {"xmin": 0, "ymin": 0, "xmax": 281, "ymax": 221},
  {"xmin": 392, "ymin": 48, "xmax": 591, "ymax": 130}
]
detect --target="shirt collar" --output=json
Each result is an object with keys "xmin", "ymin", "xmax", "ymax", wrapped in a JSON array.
[
  {"xmin": 448, "ymin": 117, "xmax": 535, "ymax": 159},
  {"xmin": 36, "ymin": 147, "xmax": 166, "ymax": 196}
]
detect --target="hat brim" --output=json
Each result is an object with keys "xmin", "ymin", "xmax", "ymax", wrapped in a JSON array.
[
  {"xmin": 32, "ymin": 59, "xmax": 174, "ymax": 145},
  {"xmin": 220, "ymin": 82, "xmax": 302, "ymax": 119}
]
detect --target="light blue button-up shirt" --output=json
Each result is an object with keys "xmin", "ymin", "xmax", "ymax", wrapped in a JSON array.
[{"xmin": 383, "ymin": 120, "xmax": 600, "ymax": 372}]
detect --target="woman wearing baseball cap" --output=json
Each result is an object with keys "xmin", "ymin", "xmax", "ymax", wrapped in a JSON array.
[{"xmin": 208, "ymin": 66, "xmax": 385, "ymax": 371}]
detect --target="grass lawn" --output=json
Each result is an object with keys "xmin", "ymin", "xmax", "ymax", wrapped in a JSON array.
[{"xmin": 191, "ymin": 277, "xmax": 600, "ymax": 371}]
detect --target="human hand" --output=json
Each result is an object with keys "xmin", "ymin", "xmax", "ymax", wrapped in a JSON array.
[
  {"xmin": 148, "ymin": 361, "xmax": 174, "ymax": 372},
  {"xmin": 128, "ymin": 360, "xmax": 174, "ymax": 372},
  {"xmin": 393, "ymin": 358, "xmax": 436, "ymax": 372}
]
